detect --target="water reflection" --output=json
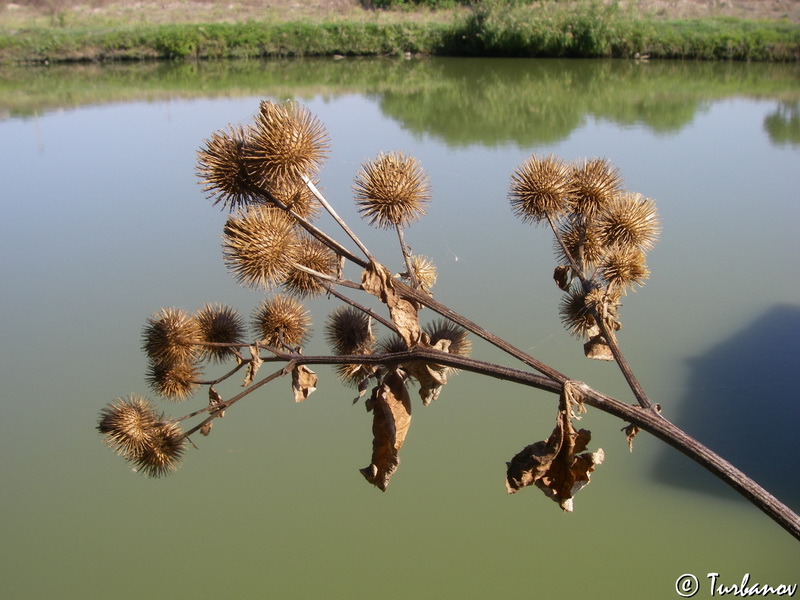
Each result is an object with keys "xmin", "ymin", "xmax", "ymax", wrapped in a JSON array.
[
  {"xmin": 2, "ymin": 58, "xmax": 799, "ymax": 600},
  {"xmin": 654, "ymin": 304, "xmax": 800, "ymax": 509},
  {"xmin": 3, "ymin": 58, "xmax": 800, "ymax": 147},
  {"xmin": 764, "ymin": 102, "xmax": 800, "ymax": 147}
]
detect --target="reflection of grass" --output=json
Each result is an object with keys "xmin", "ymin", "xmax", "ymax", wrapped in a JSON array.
[
  {"xmin": 3, "ymin": 58, "xmax": 799, "ymax": 147},
  {"xmin": 1, "ymin": 1, "xmax": 798, "ymax": 63},
  {"xmin": 375, "ymin": 58, "xmax": 800, "ymax": 146}
]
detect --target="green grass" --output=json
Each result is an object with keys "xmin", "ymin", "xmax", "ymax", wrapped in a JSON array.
[{"xmin": 1, "ymin": 1, "xmax": 798, "ymax": 63}]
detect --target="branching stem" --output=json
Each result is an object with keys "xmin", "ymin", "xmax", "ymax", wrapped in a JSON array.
[
  {"xmin": 395, "ymin": 224, "xmax": 419, "ymax": 289},
  {"xmin": 177, "ymin": 346, "xmax": 800, "ymax": 541},
  {"xmin": 181, "ymin": 364, "xmax": 289, "ymax": 438},
  {"xmin": 546, "ymin": 214, "xmax": 653, "ymax": 410},
  {"xmin": 302, "ymin": 175, "xmax": 375, "ymax": 264},
  {"xmin": 322, "ymin": 282, "xmax": 399, "ymax": 334}
]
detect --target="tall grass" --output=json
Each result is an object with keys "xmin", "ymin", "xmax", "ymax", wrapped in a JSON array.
[
  {"xmin": 449, "ymin": 0, "xmax": 650, "ymax": 57},
  {"xmin": 1, "ymin": 0, "xmax": 798, "ymax": 63}
]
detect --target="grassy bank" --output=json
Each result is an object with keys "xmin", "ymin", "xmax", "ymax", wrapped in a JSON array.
[{"xmin": 1, "ymin": 1, "xmax": 798, "ymax": 63}]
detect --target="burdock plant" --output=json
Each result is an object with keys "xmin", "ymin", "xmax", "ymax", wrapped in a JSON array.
[
  {"xmin": 98, "ymin": 99, "xmax": 800, "ymax": 541},
  {"xmin": 98, "ymin": 394, "xmax": 186, "ymax": 477}
]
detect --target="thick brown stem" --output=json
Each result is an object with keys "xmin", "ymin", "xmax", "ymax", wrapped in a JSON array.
[
  {"xmin": 284, "ymin": 348, "xmax": 800, "ymax": 541},
  {"xmin": 395, "ymin": 280, "xmax": 568, "ymax": 384}
]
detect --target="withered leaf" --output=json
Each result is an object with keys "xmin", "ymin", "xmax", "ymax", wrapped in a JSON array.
[
  {"xmin": 291, "ymin": 365, "xmax": 317, "ymax": 402},
  {"xmin": 505, "ymin": 381, "xmax": 604, "ymax": 511},
  {"xmin": 622, "ymin": 423, "xmax": 640, "ymax": 452},
  {"xmin": 353, "ymin": 376, "xmax": 371, "ymax": 405},
  {"xmin": 554, "ymin": 265, "xmax": 572, "ymax": 291},
  {"xmin": 200, "ymin": 421, "xmax": 213, "ymax": 436},
  {"xmin": 403, "ymin": 337, "xmax": 451, "ymax": 406},
  {"xmin": 361, "ymin": 261, "xmax": 422, "ymax": 348},
  {"xmin": 360, "ymin": 369, "xmax": 412, "ymax": 491},
  {"xmin": 584, "ymin": 333, "xmax": 613, "ymax": 361},
  {"xmin": 242, "ymin": 344, "xmax": 263, "ymax": 387},
  {"xmin": 208, "ymin": 387, "xmax": 225, "ymax": 417},
  {"xmin": 621, "ymin": 404, "xmax": 658, "ymax": 451}
]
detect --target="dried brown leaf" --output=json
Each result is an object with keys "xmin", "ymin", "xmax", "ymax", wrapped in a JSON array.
[
  {"xmin": 292, "ymin": 365, "xmax": 317, "ymax": 402},
  {"xmin": 208, "ymin": 386, "xmax": 225, "ymax": 418},
  {"xmin": 623, "ymin": 423, "xmax": 640, "ymax": 452},
  {"xmin": 243, "ymin": 344, "xmax": 263, "ymax": 387},
  {"xmin": 360, "ymin": 369, "xmax": 412, "ymax": 491},
  {"xmin": 361, "ymin": 261, "xmax": 421, "ymax": 348},
  {"xmin": 505, "ymin": 381, "xmax": 603, "ymax": 511},
  {"xmin": 353, "ymin": 376, "xmax": 371, "ymax": 404},
  {"xmin": 403, "ymin": 337, "xmax": 451, "ymax": 406},
  {"xmin": 621, "ymin": 404, "xmax": 659, "ymax": 451},
  {"xmin": 553, "ymin": 265, "xmax": 572, "ymax": 291},
  {"xmin": 584, "ymin": 333, "xmax": 614, "ymax": 361}
]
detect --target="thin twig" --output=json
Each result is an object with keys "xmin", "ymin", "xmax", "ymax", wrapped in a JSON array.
[
  {"xmin": 548, "ymin": 213, "xmax": 585, "ymax": 280},
  {"xmin": 591, "ymin": 308, "xmax": 653, "ymax": 410},
  {"xmin": 195, "ymin": 361, "xmax": 247, "ymax": 386},
  {"xmin": 396, "ymin": 279, "xmax": 568, "ymax": 384},
  {"xmin": 303, "ymin": 175, "xmax": 375, "ymax": 263},
  {"xmin": 322, "ymin": 283, "xmax": 399, "ymax": 334},
  {"xmin": 291, "ymin": 263, "xmax": 363, "ymax": 291},
  {"xmin": 546, "ymin": 214, "xmax": 653, "ymax": 410},
  {"xmin": 246, "ymin": 180, "xmax": 369, "ymax": 268},
  {"xmin": 395, "ymin": 224, "xmax": 419, "ymax": 289},
  {"xmin": 182, "ymin": 364, "xmax": 289, "ymax": 438}
]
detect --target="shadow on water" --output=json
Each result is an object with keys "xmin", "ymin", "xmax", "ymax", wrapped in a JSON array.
[{"xmin": 653, "ymin": 304, "xmax": 800, "ymax": 510}]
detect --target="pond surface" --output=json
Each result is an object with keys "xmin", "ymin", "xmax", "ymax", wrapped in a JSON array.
[{"xmin": 1, "ymin": 57, "xmax": 799, "ymax": 599}]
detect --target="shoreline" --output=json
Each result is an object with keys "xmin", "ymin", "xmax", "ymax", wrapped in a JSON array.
[{"xmin": 2, "ymin": 1, "xmax": 799, "ymax": 64}]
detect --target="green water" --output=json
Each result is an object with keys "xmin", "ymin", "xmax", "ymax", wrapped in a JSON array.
[{"xmin": 1, "ymin": 57, "xmax": 798, "ymax": 599}]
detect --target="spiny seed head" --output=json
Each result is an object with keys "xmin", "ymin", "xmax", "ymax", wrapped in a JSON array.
[
  {"xmin": 283, "ymin": 236, "xmax": 339, "ymax": 298},
  {"xmin": 354, "ymin": 151, "xmax": 430, "ymax": 229},
  {"xmin": 335, "ymin": 362, "xmax": 377, "ymax": 387},
  {"xmin": 146, "ymin": 360, "xmax": 202, "ymax": 401},
  {"xmin": 195, "ymin": 303, "xmax": 245, "ymax": 362},
  {"xmin": 246, "ymin": 100, "xmax": 329, "ymax": 184},
  {"xmin": 379, "ymin": 334, "xmax": 408, "ymax": 354},
  {"xmin": 97, "ymin": 394, "xmax": 162, "ymax": 459},
  {"xmin": 599, "ymin": 245, "xmax": 651, "ymax": 292},
  {"xmin": 325, "ymin": 306, "xmax": 376, "ymax": 386},
  {"xmin": 585, "ymin": 287, "xmax": 622, "ymax": 331},
  {"xmin": 223, "ymin": 206, "xmax": 301, "ymax": 290},
  {"xmin": 569, "ymin": 158, "xmax": 624, "ymax": 220},
  {"xmin": 559, "ymin": 289, "xmax": 597, "ymax": 338},
  {"xmin": 142, "ymin": 308, "xmax": 201, "ymax": 366},
  {"xmin": 131, "ymin": 421, "xmax": 186, "ymax": 478},
  {"xmin": 509, "ymin": 154, "xmax": 574, "ymax": 224},
  {"xmin": 596, "ymin": 192, "xmax": 660, "ymax": 252},
  {"xmin": 404, "ymin": 255, "xmax": 438, "ymax": 293},
  {"xmin": 556, "ymin": 220, "xmax": 605, "ymax": 268},
  {"xmin": 197, "ymin": 124, "xmax": 255, "ymax": 211},
  {"xmin": 98, "ymin": 397, "xmax": 187, "ymax": 477},
  {"xmin": 251, "ymin": 294, "xmax": 310, "ymax": 348},
  {"xmin": 424, "ymin": 319, "xmax": 471, "ymax": 357},
  {"xmin": 265, "ymin": 175, "xmax": 322, "ymax": 221},
  {"xmin": 324, "ymin": 306, "xmax": 374, "ymax": 356}
]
